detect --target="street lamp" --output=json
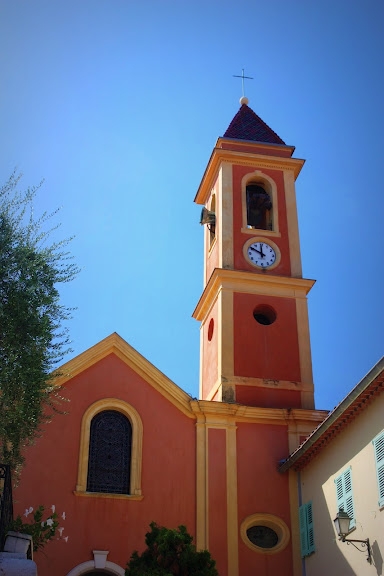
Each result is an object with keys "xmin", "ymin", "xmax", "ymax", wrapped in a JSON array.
[{"xmin": 333, "ymin": 510, "xmax": 372, "ymax": 565}]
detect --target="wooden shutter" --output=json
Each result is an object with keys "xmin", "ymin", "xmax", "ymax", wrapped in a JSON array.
[
  {"xmin": 306, "ymin": 501, "xmax": 315, "ymax": 553},
  {"xmin": 335, "ymin": 467, "xmax": 355, "ymax": 528},
  {"xmin": 373, "ymin": 431, "xmax": 384, "ymax": 507},
  {"xmin": 299, "ymin": 504, "xmax": 308, "ymax": 557},
  {"xmin": 299, "ymin": 502, "xmax": 315, "ymax": 557}
]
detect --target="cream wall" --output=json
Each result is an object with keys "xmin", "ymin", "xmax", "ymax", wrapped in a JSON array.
[{"xmin": 300, "ymin": 393, "xmax": 384, "ymax": 575}]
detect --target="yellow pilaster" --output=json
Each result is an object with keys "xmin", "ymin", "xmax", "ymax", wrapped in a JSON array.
[
  {"xmin": 289, "ymin": 469, "xmax": 302, "ymax": 576},
  {"xmin": 226, "ymin": 423, "xmax": 239, "ymax": 576},
  {"xmin": 196, "ymin": 415, "xmax": 208, "ymax": 550},
  {"xmin": 284, "ymin": 170, "xmax": 302, "ymax": 278},
  {"xmin": 296, "ymin": 296, "xmax": 314, "ymax": 409},
  {"xmin": 219, "ymin": 162, "xmax": 233, "ymax": 269}
]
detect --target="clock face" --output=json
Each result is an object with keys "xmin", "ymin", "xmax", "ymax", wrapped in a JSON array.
[{"xmin": 246, "ymin": 241, "xmax": 276, "ymax": 268}]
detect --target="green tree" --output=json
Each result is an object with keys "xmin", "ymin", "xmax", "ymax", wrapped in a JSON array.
[
  {"xmin": 125, "ymin": 522, "xmax": 218, "ymax": 576},
  {"xmin": 0, "ymin": 171, "xmax": 79, "ymax": 470}
]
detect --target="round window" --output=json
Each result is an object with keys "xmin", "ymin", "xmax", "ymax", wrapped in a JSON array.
[
  {"xmin": 240, "ymin": 514, "xmax": 290, "ymax": 555},
  {"xmin": 253, "ymin": 305, "xmax": 276, "ymax": 326},
  {"xmin": 246, "ymin": 525, "xmax": 278, "ymax": 549}
]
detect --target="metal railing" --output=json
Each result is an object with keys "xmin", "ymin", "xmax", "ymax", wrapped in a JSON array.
[{"xmin": 0, "ymin": 464, "xmax": 13, "ymax": 551}]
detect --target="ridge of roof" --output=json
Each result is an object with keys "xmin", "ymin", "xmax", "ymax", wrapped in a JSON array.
[
  {"xmin": 279, "ymin": 356, "xmax": 384, "ymax": 473},
  {"xmin": 223, "ymin": 104, "xmax": 285, "ymax": 145}
]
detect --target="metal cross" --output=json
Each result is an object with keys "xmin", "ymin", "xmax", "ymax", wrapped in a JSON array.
[{"xmin": 233, "ymin": 69, "xmax": 253, "ymax": 97}]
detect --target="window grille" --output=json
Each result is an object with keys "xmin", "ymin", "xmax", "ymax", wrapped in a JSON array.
[{"xmin": 87, "ymin": 410, "xmax": 131, "ymax": 494}]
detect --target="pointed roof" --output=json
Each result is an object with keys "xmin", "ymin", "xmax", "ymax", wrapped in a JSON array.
[{"xmin": 223, "ymin": 104, "xmax": 285, "ymax": 145}]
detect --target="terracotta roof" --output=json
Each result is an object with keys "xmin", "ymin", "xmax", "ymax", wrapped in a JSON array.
[
  {"xmin": 279, "ymin": 357, "xmax": 384, "ymax": 473},
  {"xmin": 223, "ymin": 104, "xmax": 285, "ymax": 145}
]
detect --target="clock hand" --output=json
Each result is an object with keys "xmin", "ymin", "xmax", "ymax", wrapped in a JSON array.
[
  {"xmin": 250, "ymin": 246, "xmax": 263, "ymax": 255},
  {"xmin": 259, "ymin": 243, "xmax": 265, "ymax": 258}
]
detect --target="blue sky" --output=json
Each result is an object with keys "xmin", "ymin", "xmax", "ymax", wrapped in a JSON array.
[{"xmin": 1, "ymin": 0, "xmax": 383, "ymax": 411}]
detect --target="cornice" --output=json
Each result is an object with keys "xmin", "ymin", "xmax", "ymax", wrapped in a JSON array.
[
  {"xmin": 194, "ymin": 147, "xmax": 305, "ymax": 205},
  {"xmin": 193, "ymin": 268, "xmax": 315, "ymax": 322},
  {"xmin": 279, "ymin": 357, "xmax": 384, "ymax": 472},
  {"xmin": 54, "ymin": 333, "xmax": 194, "ymax": 418},
  {"xmin": 190, "ymin": 400, "xmax": 326, "ymax": 426}
]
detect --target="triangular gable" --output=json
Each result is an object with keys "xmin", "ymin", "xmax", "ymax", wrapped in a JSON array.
[{"xmin": 54, "ymin": 332, "xmax": 194, "ymax": 418}]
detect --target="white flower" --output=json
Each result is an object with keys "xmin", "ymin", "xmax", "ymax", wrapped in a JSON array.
[
  {"xmin": 61, "ymin": 512, "xmax": 66, "ymax": 520},
  {"xmin": 41, "ymin": 521, "xmax": 45, "ymax": 527},
  {"xmin": 58, "ymin": 527, "xmax": 64, "ymax": 537},
  {"xmin": 46, "ymin": 518, "xmax": 54, "ymax": 527},
  {"xmin": 24, "ymin": 507, "xmax": 33, "ymax": 517},
  {"xmin": 51, "ymin": 505, "xmax": 55, "ymax": 514},
  {"xmin": 63, "ymin": 536, "xmax": 69, "ymax": 543}
]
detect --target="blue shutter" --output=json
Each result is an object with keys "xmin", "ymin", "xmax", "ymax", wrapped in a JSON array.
[
  {"xmin": 373, "ymin": 431, "xmax": 384, "ymax": 507},
  {"xmin": 299, "ymin": 502, "xmax": 315, "ymax": 557},
  {"xmin": 299, "ymin": 504, "xmax": 308, "ymax": 557},
  {"xmin": 335, "ymin": 467, "xmax": 355, "ymax": 528},
  {"xmin": 306, "ymin": 501, "xmax": 315, "ymax": 554}
]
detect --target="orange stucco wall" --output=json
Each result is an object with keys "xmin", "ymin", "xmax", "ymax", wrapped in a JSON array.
[
  {"xmin": 236, "ymin": 422, "xmax": 293, "ymax": 575},
  {"xmin": 234, "ymin": 293, "xmax": 301, "ymax": 384},
  {"xmin": 14, "ymin": 354, "xmax": 196, "ymax": 576},
  {"xmin": 232, "ymin": 165, "xmax": 291, "ymax": 277},
  {"xmin": 208, "ymin": 428, "xmax": 228, "ymax": 576},
  {"xmin": 201, "ymin": 299, "xmax": 219, "ymax": 400},
  {"xmin": 236, "ymin": 386, "xmax": 302, "ymax": 409}
]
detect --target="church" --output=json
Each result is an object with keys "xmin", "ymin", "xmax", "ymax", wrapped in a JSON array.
[{"xmin": 13, "ymin": 98, "xmax": 350, "ymax": 575}]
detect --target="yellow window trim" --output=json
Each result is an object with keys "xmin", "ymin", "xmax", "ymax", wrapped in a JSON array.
[
  {"xmin": 240, "ymin": 513, "xmax": 290, "ymax": 555},
  {"xmin": 76, "ymin": 398, "xmax": 143, "ymax": 497},
  {"xmin": 73, "ymin": 491, "xmax": 143, "ymax": 501},
  {"xmin": 241, "ymin": 171, "xmax": 279, "ymax": 234}
]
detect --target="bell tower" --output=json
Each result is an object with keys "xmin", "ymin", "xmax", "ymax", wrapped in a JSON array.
[{"xmin": 193, "ymin": 97, "xmax": 315, "ymax": 409}]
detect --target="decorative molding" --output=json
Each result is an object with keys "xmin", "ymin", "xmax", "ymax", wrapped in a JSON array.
[
  {"xmin": 190, "ymin": 400, "xmax": 327, "ymax": 426},
  {"xmin": 193, "ymin": 268, "xmax": 315, "ymax": 323},
  {"xmin": 195, "ymin": 146, "xmax": 304, "ymax": 205},
  {"xmin": 66, "ymin": 558, "xmax": 124, "ymax": 576}
]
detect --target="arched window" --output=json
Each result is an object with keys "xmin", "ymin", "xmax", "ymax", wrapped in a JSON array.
[
  {"xmin": 87, "ymin": 410, "xmax": 131, "ymax": 494},
  {"xmin": 76, "ymin": 398, "xmax": 143, "ymax": 499},
  {"xmin": 246, "ymin": 184, "xmax": 272, "ymax": 230},
  {"xmin": 209, "ymin": 194, "xmax": 216, "ymax": 247}
]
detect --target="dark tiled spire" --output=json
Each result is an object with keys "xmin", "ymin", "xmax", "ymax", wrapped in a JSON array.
[{"xmin": 224, "ymin": 104, "xmax": 285, "ymax": 145}]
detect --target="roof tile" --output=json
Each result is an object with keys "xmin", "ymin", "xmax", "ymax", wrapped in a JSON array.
[{"xmin": 223, "ymin": 104, "xmax": 285, "ymax": 145}]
